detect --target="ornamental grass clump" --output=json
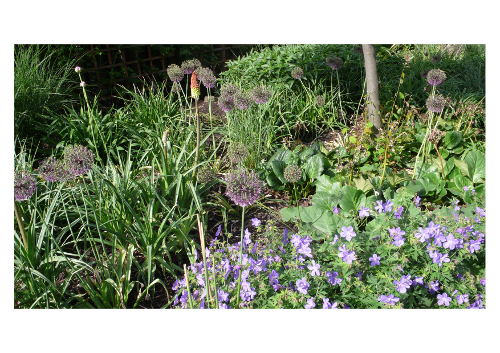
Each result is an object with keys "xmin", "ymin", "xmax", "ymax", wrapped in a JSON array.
[
  {"xmin": 426, "ymin": 69, "xmax": 446, "ymax": 86},
  {"xmin": 63, "ymin": 144, "xmax": 95, "ymax": 177}
]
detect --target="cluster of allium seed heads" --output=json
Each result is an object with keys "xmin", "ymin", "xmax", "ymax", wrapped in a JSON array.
[
  {"xmin": 291, "ymin": 67, "xmax": 303, "ymax": 79},
  {"xmin": 426, "ymin": 95, "xmax": 446, "ymax": 113},
  {"xmin": 234, "ymin": 90, "xmax": 253, "ymax": 110},
  {"xmin": 426, "ymin": 69, "xmax": 446, "ymax": 86},
  {"xmin": 251, "ymin": 85, "xmax": 271, "ymax": 104},
  {"xmin": 14, "ymin": 170, "xmax": 37, "ymax": 201},
  {"xmin": 38, "ymin": 157, "xmax": 72, "ymax": 182},
  {"xmin": 227, "ymin": 143, "xmax": 248, "ymax": 164},
  {"xmin": 326, "ymin": 55, "xmax": 343, "ymax": 70},
  {"xmin": 426, "ymin": 129, "xmax": 445, "ymax": 144},
  {"xmin": 167, "ymin": 64, "xmax": 184, "ymax": 83},
  {"xmin": 315, "ymin": 95, "xmax": 325, "ymax": 106},
  {"xmin": 63, "ymin": 144, "xmax": 95, "ymax": 177}
]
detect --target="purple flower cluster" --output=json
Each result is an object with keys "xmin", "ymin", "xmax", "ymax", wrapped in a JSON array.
[
  {"xmin": 393, "ymin": 274, "xmax": 412, "ymax": 293},
  {"xmin": 291, "ymin": 67, "xmax": 303, "ymax": 79},
  {"xmin": 338, "ymin": 244, "xmax": 356, "ymax": 264},
  {"xmin": 38, "ymin": 157, "xmax": 72, "ymax": 182},
  {"xmin": 63, "ymin": 144, "xmax": 95, "ymax": 177},
  {"xmin": 14, "ymin": 170, "xmax": 37, "ymax": 201},
  {"xmin": 225, "ymin": 168, "xmax": 263, "ymax": 207},
  {"xmin": 378, "ymin": 294, "xmax": 399, "ymax": 306},
  {"xmin": 326, "ymin": 55, "xmax": 343, "ymax": 70},
  {"xmin": 291, "ymin": 234, "xmax": 313, "ymax": 258},
  {"xmin": 167, "ymin": 64, "xmax": 184, "ymax": 83},
  {"xmin": 374, "ymin": 199, "xmax": 393, "ymax": 213},
  {"xmin": 388, "ymin": 227, "xmax": 406, "ymax": 247},
  {"xmin": 181, "ymin": 59, "xmax": 201, "ymax": 75},
  {"xmin": 197, "ymin": 67, "xmax": 217, "ymax": 89},
  {"xmin": 340, "ymin": 226, "xmax": 357, "ymax": 241},
  {"xmin": 426, "ymin": 69, "xmax": 446, "ymax": 86},
  {"xmin": 251, "ymin": 85, "xmax": 271, "ymax": 104},
  {"xmin": 233, "ymin": 90, "xmax": 253, "ymax": 110},
  {"xmin": 326, "ymin": 271, "xmax": 343, "ymax": 286}
]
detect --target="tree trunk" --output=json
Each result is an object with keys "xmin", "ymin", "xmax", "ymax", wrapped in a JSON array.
[{"xmin": 362, "ymin": 45, "xmax": 382, "ymax": 139}]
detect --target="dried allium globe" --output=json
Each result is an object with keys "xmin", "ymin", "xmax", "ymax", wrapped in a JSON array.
[
  {"xmin": 197, "ymin": 165, "xmax": 214, "ymax": 184},
  {"xmin": 181, "ymin": 60, "xmax": 197, "ymax": 74},
  {"xmin": 283, "ymin": 164, "xmax": 302, "ymax": 183},
  {"xmin": 430, "ymin": 54, "xmax": 442, "ymax": 63},
  {"xmin": 38, "ymin": 157, "xmax": 72, "ymax": 182},
  {"xmin": 218, "ymin": 93, "xmax": 235, "ymax": 113},
  {"xmin": 167, "ymin": 64, "xmax": 184, "ymax": 83},
  {"xmin": 354, "ymin": 44, "xmax": 363, "ymax": 55},
  {"xmin": 171, "ymin": 82, "xmax": 182, "ymax": 94},
  {"xmin": 63, "ymin": 145, "xmax": 95, "ymax": 177},
  {"xmin": 225, "ymin": 168, "xmax": 263, "ymax": 207},
  {"xmin": 252, "ymin": 85, "xmax": 271, "ymax": 104},
  {"xmin": 14, "ymin": 170, "xmax": 37, "ymax": 201},
  {"xmin": 315, "ymin": 95, "xmax": 325, "ymax": 106},
  {"xmin": 227, "ymin": 143, "xmax": 248, "ymax": 164},
  {"xmin": 234, "ymin": 90, "xmax": 253, "ymax": 110},
  {"xmin": 326, "ymin": 55, "xmax": 343, "ymax": 70},
  {"xmin": 220, "ymin": 83, "xmax": 239, "ymax": 100},
  {"xmin": 426, "ymin": 95, "xmax": 446, "ymax": 113},
  {"xmin": 426, "ymin": 69, "xmax": 446, "ymax": 86},
  {"xmin": 291, "ymin": 67, "xmax": 303, "ymax": 79}
]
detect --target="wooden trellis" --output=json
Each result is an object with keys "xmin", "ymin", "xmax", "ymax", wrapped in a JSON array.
[{"xmin": 79, "ymin": 44, "xmax": 252, "ymax": 101}]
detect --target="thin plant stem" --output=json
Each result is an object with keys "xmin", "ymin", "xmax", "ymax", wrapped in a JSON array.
[
  {"xmin": 14, "ymin": 200, "xmax": 28, "ymax": 251},
  {"xmin": 183, "ymin": 264, "xmax": 194, "ymax": 309},
  {"xmin": 235, "ymin": 206, "xmax": 246, "ymax": 308},
  {"xmin": 434, "ymin": 143, "xmax": 447, "ymax": 181},
  {"xmin": 211, "ymin": 254, "xmax": 219, "ymax": 309},
  {"xmin": 197, "ymin": 214, "xmax": 213, "ymax": 306}
]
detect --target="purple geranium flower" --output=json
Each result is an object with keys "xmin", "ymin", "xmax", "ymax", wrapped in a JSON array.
[
  {"xmin": 296, "ymin": 277, "xmax": 310, "ymax": 295},
  {"xmin": 437, "ymin": 293, "xmax": 452, "ymax": 306},
  {"xmin": 369, "ymin": 254, "xmax": 381, "ymax": 266},
  {"xmin": 394, "ymin": 206, "xmax": 404, "ymax": 219},
  {"xmin": 251, "ymin": 218, "xmax": 261, "ymax": 227},
  {"xmin": 326, "ymin": 271, "xmax": 342, "ymax": 286},
  {"xmin": 414, "ymin": 195, "xmax": 421, "ymax": 207},
  {"xmin": 305, "ymin": 297, "xmax": 316, "ymax": 309},
  {"xmin": 358, "ymin": 206, "xmax": 370, "ymax": 218},
  {"xmin": 343, "ymin": 250, "xmax": 357, "ymax": 264},
  {"xmin": 340, "ymin": 226, "xmax": 357, "ymax": 241},
  {"xmin": 374, "ymin": 200, "xmax": 385, "ymax": 213},
  {"xmin": 456, "ymin": 293, "xmax": 469, "ymax": 304},
  {"xmin": 480, "ymin": 278, "xmax": 486, "ymax": 286},
  {"xmin": 383, "ymin": 200, "xmax": 393, "ymax": 212},
  {"xmin": 307, "ymin": 260, "xmax": 321, "ymax": 276},
  {"xmin": 322, "ymin": 298, "xmax": 338, "ymax": 309},
  {"xmin": 332, "ymin": 207, "xmax": 339, "ymax": 214}
]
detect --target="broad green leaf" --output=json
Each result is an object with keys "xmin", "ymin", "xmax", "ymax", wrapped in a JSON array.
[
  {"xmin": 444, "ymin": 158, "xmax": 455, "ymax": 177},
  {"xmin": 266, "ymin": 174, "xmax": 284, "ymax": 190},
  {"xmin": 312, "ymin": 211, "xmax": 339, "ymax": 235},
  {"xmin": 439, "ymin": 147, "xmax": 449, "ymax": 160},
  {"xmin": 312, "ymin": 192, "xmax": 339, "ymax": 211},
  {"xmin": 339, "ymin": 185, "xmax": 366, "ymax": 213},
  {"xmin": 271, "ymin": 160, "xmax": 287, "ymax": 184},
  {"xmin": 304, "ymin": 154, "xmax": 324, "ymax": 180},
  {"xmin": 444, "ymin": 131, "xmax": 462, "ymax": 150},
  {"xmin": 280, "ymin": 206, "xmax": 324, "ymax": 224},
  {"xmin": 352, "ymin": 176, "xmax": 373, "ymax": 193},
  {"xmin": 454, "ymin": 159, "xmax": 469, "ymax": 178},
  {"xmin": 464, "ymin": 150, "xmax": 486, "ymax": 183},
  {"xmin": 315, "ymin": 175, "xmax": 342, "ymax": 195}
]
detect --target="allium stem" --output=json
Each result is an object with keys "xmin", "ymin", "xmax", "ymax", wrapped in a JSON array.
[
  {"xmin": 197, "ymin": 214, "xmax": 213, "ymax": 306},
  {"xmin": 183, "ymin": 264, "xmax": 194, "ymax": 309},
  {"xmin": 211, "ymin": 254, "xmax": 219, "ymax": 309},
  {"xmin": 14, "ymin": 200, "xmax": 28, "ymax": 251},
  {"xmin": 235, "ymin": 206, "xmax": 245, "ymax": 308},
  {"xmin": 434, "ymin": 142, "xmax": 447, "ymax": 181}
]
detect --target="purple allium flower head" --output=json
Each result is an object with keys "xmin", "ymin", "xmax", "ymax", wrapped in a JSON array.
[
  {"xmin": 296, "ymin": 277, "xmax": 310, "ymax": 295},
  {"xmin": 251, "ymin": 218, "xmax": 261, "ymax": 227},
  {"xmin": 326, "ymin": 55, "xmax": 343, "ymax": 70},
  {"xmin": 220, "ymin": 83, "xmax": 239, "ymax": 100},
  {"xmin": 426, "ymin": 94, "xmax": 446, "ymax": 113},
  {"xmin": 456, "ymin": 293, "xmax": 469, "ymax": 304},
  {"xmin": 251, "ymin": 85, "xmax": 271, "ymax": 104},
  {"xmin": 340, "ymin": 226, "xmax": 357, "ymax": 241},
  {"xmin": 307, "ymin": 260, "xmax": 321, "ymax": 276},
  {"xmin": 225, "ymin": 167, "xmax": 263, "ymax": 207},
  {"xmin": 332, "ymin": 207, "xmax": 339, "ymax": 214},
  {"xmin": 233, "ymin": 90, "xmax": 253, "ymax": 110},
  {"xmin": 315, "ymin": 95, "xmax": 325, "ymax": 106},
  {"xmin": 197, "ymin": 67, "xmax": 216, "ymax": 88},
  {"xmin": 218, "ymin": 92, "xmax": 235, "ymax": 113},
  {"xmin": 63, "ymin": 144, "xmax": 94, "ymax": 177},
  {"xmin": 283, "ymin": 164, "xmax": 302, "ymax": 183},
  {"xmin": 167, "ymin": 64, "xmax": 184, "ymax": 83},
  {"xmin": 358, "ymin": 206, "xmax": 370, "ymax": 218},
  {"xmin": 369, "ymin": 254, "xmax": 381, "ymax": 266},
  {"xmin": 14, "ymin": 170, "xmax": 37, "ymax": 201},
  {"xmin": 437, "ymin": 293, "xmax": 452, "ymax": 306},
  {"xmin": 38, "ymin": 157, "xmax": 72, "ymax": 182},
  {"xmin": 181, "ymin": 59, "xmax": 198, "ymax": 75},
  {"xmin": 426, "ymin": 69, "xmax": 446, "ymax": 86},
  {"xmin": 305, "ymin": 297, "xmax": 316, "ymax": 309},
  {"xmin": 291, "ymin": 67, "xmax": 304, "ymax": 79}
]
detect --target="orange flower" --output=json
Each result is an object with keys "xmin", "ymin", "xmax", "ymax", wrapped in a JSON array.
[{"xmin": 191, "ymin": 71, "xmax": 200, "ymax": 100}]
